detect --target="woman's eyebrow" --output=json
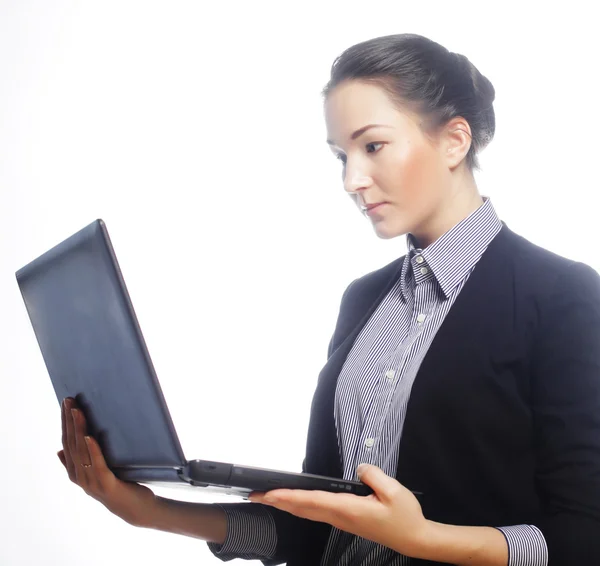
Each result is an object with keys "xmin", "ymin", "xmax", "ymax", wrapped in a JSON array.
[{"xmin": 326, "ymin": 124, "xmax": 393, "ymax": 146}]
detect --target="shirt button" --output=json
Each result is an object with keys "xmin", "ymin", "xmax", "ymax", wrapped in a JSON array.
[
  {"xmin": 417, "ymin": 313, "xmax": 426, "ymax": 324},
  {"xmin": 415, "ymin": 255, "xmax": 424, "ymax": 264},
  {"xmin": 385, "ymin": 370, "xmax": 396, "ymax": 380},
  {"xmin": 365, "ymin": 438, "xmax": 375, "ymax": 448},
  {"xmin": 420, "ymin": 266, "xmax": 429, "ymax": 275}
]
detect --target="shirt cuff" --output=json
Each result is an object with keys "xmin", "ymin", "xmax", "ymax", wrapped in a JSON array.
[
  {"xmin": 206, "ymin": 502, "xmax": 277, "ymax": 561},
  {"xmin": 496, "ymin": 524, "xmax": 548, "ymax": 566}
]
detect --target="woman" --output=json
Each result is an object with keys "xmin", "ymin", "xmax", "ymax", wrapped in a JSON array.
[{"xmin": 59, "ymin": 33, "xmax": 600, "ymax": 565}]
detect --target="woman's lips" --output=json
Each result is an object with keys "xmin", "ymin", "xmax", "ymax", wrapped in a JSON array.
[{"xmin": 364, "ymin": 202, "xmax": 387, "ymax": 216}]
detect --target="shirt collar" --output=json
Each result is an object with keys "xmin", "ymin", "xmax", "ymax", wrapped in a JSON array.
[{"xmin": 400, "ymin": 196, "xmax": 502, "ymax": 300}]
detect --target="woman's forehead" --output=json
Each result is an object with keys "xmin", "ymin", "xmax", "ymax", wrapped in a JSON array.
[
  {"xmin": 325, "ymin": 95, "xmax": 419, "ymax": 147},
  {"xmin": 325, "ymin": 81, "xmax": 418, "ymax": 128},
  {"xmin": 325, "ymin": 81, "xmax": 395, "ymax": 113}
]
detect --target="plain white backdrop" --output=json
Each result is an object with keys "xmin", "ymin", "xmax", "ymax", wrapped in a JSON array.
[{"xmin": 1, "ymin": 1, "xmax": 598, "ymax": 564}]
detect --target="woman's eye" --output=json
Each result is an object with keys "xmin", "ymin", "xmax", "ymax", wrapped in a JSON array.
[
  {"xmin": 333, "ymin": 143, "xmax": 383, "ymax": 166},
  {"xmin": 366, "ymin": 142, "xmax": 384, "ymax": 153}
]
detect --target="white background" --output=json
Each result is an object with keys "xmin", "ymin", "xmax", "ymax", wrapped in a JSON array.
[{"xmin": 1, "ymin": 1, "xmax": 598, "ymax": 564}]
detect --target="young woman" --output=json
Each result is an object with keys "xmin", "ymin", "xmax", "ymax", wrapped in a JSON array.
[{"xmin": 59, "ymin": 33, "xmax": 600, "ymax": 566}]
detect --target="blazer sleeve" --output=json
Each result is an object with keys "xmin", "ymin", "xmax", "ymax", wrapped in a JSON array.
[{"xmin": 531, "ymin": 261, "xmax": 600, "ymax": 565}]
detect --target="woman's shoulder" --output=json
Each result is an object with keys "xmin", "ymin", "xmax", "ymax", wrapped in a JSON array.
[{"xmin": 502, "ymin": 224, "xmax": 600, "ymax": 295}]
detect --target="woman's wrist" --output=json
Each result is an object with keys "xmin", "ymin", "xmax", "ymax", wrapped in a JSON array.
[
  {"xmin": 127, "ymin": 492, "xmax": 163, "ymax": 528},
  {"xmin": 138, "ymin": 496, "xmax": 227, "ymax": 544},
  {"xmin": 415, "ymin": 519, "xmax": 508, "ymax": 566}
]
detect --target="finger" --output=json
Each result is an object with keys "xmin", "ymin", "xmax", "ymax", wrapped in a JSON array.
[
  {"xmin": 268, "ymin": 489, "xmax": 346, "ymax": 506},
  {"xmin": 67, "ymin": 407, "xmax": 80, "ymax": 470},
  {"xmin": 84, "ymin": 435, "xmax": 110, "ymax": 473},
  {"xmin": 71, "ymin": 409, "xmax": 94, "ymax": 489},
  {"xmin": 262, "ymin": 489, "xmax": 362, "ymax": 526},
  {"xmin": 69, "ymin": 408, "xmax": 87, "ymax": 486},
  {"xmin": 262, "ymin": 495, "xmax": 330, "ymax": 522},
  {"xmin": 248, "ymin": 490, "xmax": 265, "ymax": 500},
  {"xmin": 72, "ymin": 409, "xmax": 92, "ymax": 467},
  {"xmin": 64, "ymin": 400, "xmax": 78, "ymax": 462},
  {"xmin": 61, "ymin": 399, "xmax": 76, "ymax": 481},
  {"xmin": 84, "ymin": 435, "xmax": 116, "ymax": 494},
  {"xmin": 356, "ymin": 464, "xmax": 398, "ymax": 503},
  {"xmin": 61, "ymin": 400, "xmax": 67, "ymax": 449}
]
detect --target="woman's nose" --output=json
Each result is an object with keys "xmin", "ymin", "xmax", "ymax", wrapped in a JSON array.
[{"xmin": 343, "ymin": 168, "xmax": 371, "ymax": 195}]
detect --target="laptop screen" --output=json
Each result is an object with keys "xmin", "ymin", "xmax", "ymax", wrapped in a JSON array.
[{"xmin": 16, "ymin": 220, "xmax": 186, "ymax": 469}]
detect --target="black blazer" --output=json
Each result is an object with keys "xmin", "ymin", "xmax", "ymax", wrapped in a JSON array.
[{"xmin": 263, "ymin": 223, "xmax": 600, "ymax": 566}]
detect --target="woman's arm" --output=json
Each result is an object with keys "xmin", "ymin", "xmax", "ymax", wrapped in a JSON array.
[
  {"xmin": 527, "ymin": 261, "xmax": 600, "ymax": 564},
  {"xmin": 63, "ymin": 398, "xmax": 301, "ymax": 563},
  {"xmin": 141, "ymin": 496, "xmax": 226, "ymax": 542},
  {"xmin": 400, "ymin": 261, "xmax": 600, "ymax": 566}
]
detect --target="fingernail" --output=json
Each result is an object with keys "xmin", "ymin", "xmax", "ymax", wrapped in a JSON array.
[{"xmin": 84, "ymin": 436, "xmax": 91, "ymax": 445}]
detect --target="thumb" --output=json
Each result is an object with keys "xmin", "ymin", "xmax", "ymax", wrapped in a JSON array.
[
  {"xmin": 85, "ymin": 435, "xmax": 110, "ymax": 473},
  {"xmin": 356, "ymin": 463, "xmax": 382, "ymax": 480},
  {"xmin": 356, "ymin": 463, "xmax": 397, "ymax": 501}
]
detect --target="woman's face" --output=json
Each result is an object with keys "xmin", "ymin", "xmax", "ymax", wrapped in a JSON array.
[{"xmin": 324, "ymin": 80, "xmax": 471, "ymax": 245}]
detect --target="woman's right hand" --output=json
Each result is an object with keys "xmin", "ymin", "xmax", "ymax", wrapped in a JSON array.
[{"xmin": 58, "ymin": 397, "xmax": 158, "ymax": 527}]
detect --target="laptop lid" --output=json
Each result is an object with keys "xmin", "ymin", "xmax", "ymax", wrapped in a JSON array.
[{"xmin": 16, "ymin": 219, "xmax": 186, "ymax": 470}]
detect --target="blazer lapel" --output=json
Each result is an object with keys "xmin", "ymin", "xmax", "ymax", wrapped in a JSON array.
[
  {"xmin": 304, "ymin": 256, "xmax": 405, "ymax": 478},
  {"xmin": 395, "ymin": 224, "xmax": 518, "ymax": 488}
]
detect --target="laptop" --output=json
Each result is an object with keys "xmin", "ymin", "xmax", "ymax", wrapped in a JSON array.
[{"xmin": 15, "ymin": 219, "xmax": 373, "ymax": 498}]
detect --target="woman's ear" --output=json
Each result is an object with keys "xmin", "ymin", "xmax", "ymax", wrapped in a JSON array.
[{"xmin": 444, "ymin": 117, "xmax": 472, "ymax": 168}]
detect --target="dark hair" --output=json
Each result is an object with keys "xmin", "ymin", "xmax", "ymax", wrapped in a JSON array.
[{"xmin": 322, "ymin": 34, "xmax": 496, "ymax": 173}]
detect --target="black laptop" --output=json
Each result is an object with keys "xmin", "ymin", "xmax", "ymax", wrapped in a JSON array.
[{"xmin": 15, "ymin": 219, "xmax": 372, "ymax": 498}]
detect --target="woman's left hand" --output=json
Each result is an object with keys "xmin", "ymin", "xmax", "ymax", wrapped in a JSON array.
[{"xmin": 249, "ymin": 463, "xmax": 432, "ymax": 558}]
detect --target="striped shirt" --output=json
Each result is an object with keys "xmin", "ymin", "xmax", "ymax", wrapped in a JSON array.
[{"xmin": 208, "ymin": 197, "xmax": 548, "ymax": 566}]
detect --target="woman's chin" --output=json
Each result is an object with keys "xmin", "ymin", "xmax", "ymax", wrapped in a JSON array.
[{"xmin": 372, "ymin": 221, "xmax": 407, "ymax": 240}]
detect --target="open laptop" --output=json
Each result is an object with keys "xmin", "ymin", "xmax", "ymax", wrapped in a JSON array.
[{"xmin": 15, "ymin": 219, "xmax": 373, "ymax": 499}]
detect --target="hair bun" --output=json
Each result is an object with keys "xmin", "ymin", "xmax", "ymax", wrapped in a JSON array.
[{"xmin": 451, "ymin": 52, "xmax": 495, "ymax": 109}]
